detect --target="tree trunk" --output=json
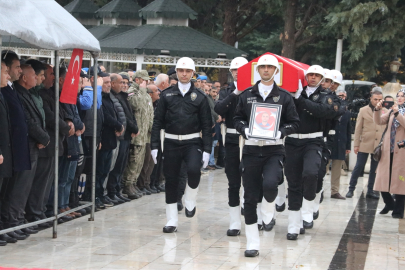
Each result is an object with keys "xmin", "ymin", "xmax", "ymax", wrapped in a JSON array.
[
  {"xmin": 220, "ymin": 0, "xmax": 238, "ymax": 83},
  {"xmin": 281, "ymin": 0, "xmax": 297, "ymax": 59}
]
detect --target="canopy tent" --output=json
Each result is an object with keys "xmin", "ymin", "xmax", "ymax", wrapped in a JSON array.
[{"xmin": 0, "ymin": 0, "xmax": 100, "ymax": 238}]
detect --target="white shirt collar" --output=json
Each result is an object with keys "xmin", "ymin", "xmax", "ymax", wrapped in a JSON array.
[
  {"xmin": 7, "ymin": 81, "xmax": 12, "ymax": 87},
  {"xmin": 178, "ymin": 82, "xmax": 191, "ymax": 97},
  {"xmin": 305, "ymin": 86, "xmax": 317, "ymax": 97},
  {"xmin": 258, "ymin": 82, "xmax": 273, "ymax": 100}
]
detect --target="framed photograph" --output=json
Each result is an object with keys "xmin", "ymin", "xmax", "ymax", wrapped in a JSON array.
[{"xmin": 248, "ymin": 103, "xmax": 282, "ymax": 140}]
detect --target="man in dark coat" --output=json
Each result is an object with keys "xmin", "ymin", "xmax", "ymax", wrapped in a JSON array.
[
  {"xmin": 5, "ymin": 64, "xmax": 50, "ymax": 235},
  {"xmin": 330, "ymin": 89, "xmax": 351, "ymax": 199},
  {"xmin": 0, "ymin": 61, "xmax": 14, "ymax": 245},
  {"xmin": 0, "ymin": 51, "xmax": 32, "ymax": 241}
]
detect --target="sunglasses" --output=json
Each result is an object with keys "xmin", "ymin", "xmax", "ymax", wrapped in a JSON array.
[{"xmin": 397, "ymin": 94, "xmax": 405, "ymax": 98}]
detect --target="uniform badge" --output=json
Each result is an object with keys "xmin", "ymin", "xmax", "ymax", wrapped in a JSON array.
[
  {"xmin": 312, "ymin": 94, "xmax": 319, "ymax": 101},
  {"xmin": 273, "ymin": 96, "xmax": 280, "ymax": 103},
  {"xmin": 191, "ymin": 92, "xmax": 197, "ymax": 101},
  {"xmin": 334, "ymin": 105, "xmax": 338, "ymax": 111},
  {"xmin": 328, "ymin": 98, "xmax": 333, "ymax": 105}
]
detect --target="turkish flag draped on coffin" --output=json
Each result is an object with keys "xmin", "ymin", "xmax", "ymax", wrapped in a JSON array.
[
  {"xmin": 60, "ymin": 49, "xmax": 83, "ymax": 104},
  {"xmin": 237, "ymin": 52, "xmax": 310, "ymax": 93}
]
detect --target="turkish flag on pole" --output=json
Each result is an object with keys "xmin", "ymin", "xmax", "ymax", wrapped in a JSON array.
[{"xmin": 60, "ymin": 49, "xmax": 83, "ymax": 104}]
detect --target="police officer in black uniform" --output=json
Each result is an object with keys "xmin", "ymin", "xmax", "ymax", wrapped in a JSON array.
[
  {"xmin": 285, "ymin": 65, "xmax": 341, "ymax": 241},
  {"xmin": 214, "ymin": 56, "xmax": 248, "ymax": 237},
  {"xmin": 234, "ymin": 54, "xmax": 300, "ymax": 257},
  {"xmin": 151, "ymin": 57, "xmax": 212, "ymax": 233}
]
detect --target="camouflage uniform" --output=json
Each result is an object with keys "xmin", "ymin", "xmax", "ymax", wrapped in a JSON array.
[{"xmin": 123, "ymin": 71, "xmax": 154, "ymax": 187}]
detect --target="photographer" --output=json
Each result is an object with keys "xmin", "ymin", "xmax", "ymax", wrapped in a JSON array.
[{"xmin": 373, "ymin": 88, "xmax": 405, "ymax": 218}]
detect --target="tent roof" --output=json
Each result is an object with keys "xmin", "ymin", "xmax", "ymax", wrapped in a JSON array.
[
  {"xmin": 87, "ymin": 25, "xmax": 136, "ymax": 40},
  {"xmin": 100, "ymin": 24, "xmax": 246, "ymax": 59},
  {"xmin": 96, "ymin": 0, "xmax": 141, "ymax": 19},
  {"xmin": 64, "ymin": 0, "xmax": 99, "ymax": 19},
  {"xmin": 0, "ymin": 0, "xmax": 100, "ymax": 52},
  {"xmin": 138, "ymin": 0, "xmax": 197, "ymax": 20}
]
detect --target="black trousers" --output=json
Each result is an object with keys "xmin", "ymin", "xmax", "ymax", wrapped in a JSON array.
[
  {"xmin": 225, "ymin": 143, "xmax": 242, "ymax": 207},
  {"xmin": 177, "ymin": 161, "xmax": 188, "ymax": 201},
  {"xmin": 216, "ymin": 140, "xmax": 225, "ymax": 167},
  {"xmin": 1, "ymin": 158, "xmax": 38, "ymax": 227},
  {"xmin": 163, "ymin": 140, "xmax": 202, "ymax": 204},
  {"xmin": 150, "ymin": 147, "xmax": 164, "ymax": 188},
  {"xmin": 316, "ymin": 140, "xmax": 332, "ymax": 193},
  {"xmin": 69, "ymin": 155, "xmax": 85, "ymax": 208},
  {"xmin": 107, "ymin": 139, "xmax": 130, "ymax": 196},
  {"xmin": 241, "ymin": 152, "xmax": 284, "ymax": 225},
  {"xmin": 0, "ymin": 178, "xmax": 3, "ymax": 229},
  {"xmin": 25, "ymin": 156, "xmax": 54, "ymax": 221},
  {"xmin": 285, "ymin": 139, "xmax": 322, "ymax": 211}
]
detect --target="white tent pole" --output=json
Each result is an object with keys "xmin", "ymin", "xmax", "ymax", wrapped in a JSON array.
[
  {"xmin": 335, "ymin": 39, "xmax": 343, "ymax": 71},
  {"xmin": 53, "ymin": 51, "xmax": 59, "ymax": 238}
]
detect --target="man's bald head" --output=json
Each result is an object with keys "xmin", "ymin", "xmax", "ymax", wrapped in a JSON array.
[
  {"xmin": 18, "ymin": 64, "xmax": 37, "ymax": 90},
  {"xmin": 155, "ymin": 73, "xmax": 169, "ymax": 91},
  {"xmin": 110, "ymin": 73, "xmax": 123, "ymax": 93},
  {"xmin": 147, "ymin": 84, "xmax": 160, "ymax": 102}
]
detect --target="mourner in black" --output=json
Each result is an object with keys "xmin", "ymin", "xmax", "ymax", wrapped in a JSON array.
[
  {"xmin": 214, "ymin": 56, "xmax": 248, "ymax": 237},
  {"xmin": 285, "ymin": 65, "xmax": 341, "ymax": 241},
  {"xmin": 151, "ymin": 57, "xmax": 212, "ymax": 234},
  {"xmin": 234, "ymin": 54, "xmax": 300, "ymax": 257}
]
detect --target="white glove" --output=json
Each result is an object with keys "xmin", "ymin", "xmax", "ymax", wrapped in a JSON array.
[
  {"xmin": 233, "ymin": 88, "xmax": 242, "ymax": 95},
  {"xmin": 151, "ymin": 149, "xmax": 158, "ymax": 164},
  {"xmin": 244, "ymin": 128, "xmax": 250, "ymax": 139},
  {"xmin": 202, "ymin": 152, "xmax": 210, "ymax": 168},
  {"xmin": 295, "ymin": 79, "xmax": 303, "ymax": 99}
]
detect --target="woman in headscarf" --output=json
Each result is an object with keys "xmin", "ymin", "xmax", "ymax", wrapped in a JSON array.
[{"xmin": 374, "ymin": 88, "xmax": 405, "ymax": 218}]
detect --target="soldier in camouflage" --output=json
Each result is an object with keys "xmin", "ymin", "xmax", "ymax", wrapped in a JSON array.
[{"xmin": 122, "ymin": 70, "xmax": 154, "ymax": 199}]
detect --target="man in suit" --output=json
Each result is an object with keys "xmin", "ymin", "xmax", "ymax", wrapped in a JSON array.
[
  {"xmin": 3, "ymin": 63, "xmax": 50, "ymax": 236},
  {"xmin": 0, "ymin": 51, "xmax": 32, "ymax": 241},
  {"xmin": 0, "ymin": 61, "xmax": 14, "ymax": 245},
  {"xmin": 346, "ymin": 88, "xmax": 384, "ymax": 199}
]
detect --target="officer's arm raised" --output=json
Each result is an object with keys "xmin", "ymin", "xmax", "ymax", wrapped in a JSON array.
[
  {"xmin": 298, "ymin": 97, "xmax": 338, "ymax": 120},
  {"xmin": 214, "ymin": 89, "xmax": 237, "ymax": 116}
]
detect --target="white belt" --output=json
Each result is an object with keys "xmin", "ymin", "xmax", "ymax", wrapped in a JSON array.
[
  {"xmin": 226, "ymin": 128, "xmax": 240, "ymax": 134},
  {"xmin": 165, "ymin": 132, "xmax": 200, "ymax": 141},
  {"xmin": 244, "ymin": 139, "xmax": 283, "ymax": 147},
  {"xmin": 329, "ymin": 130, "xmax": 336, "ymax": 135},
  {"xmin": 288, "ymin": 132, "xmax": 323, "ymax": 139}
]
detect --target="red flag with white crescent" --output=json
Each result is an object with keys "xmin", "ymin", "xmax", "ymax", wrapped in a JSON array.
[{"xmin": 60, "ymin": 49, "xmax": 83, "ymax": 104}]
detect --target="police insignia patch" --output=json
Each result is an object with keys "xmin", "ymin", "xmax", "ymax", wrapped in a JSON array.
[
  {"xmin": 191, "ymin": 92, "xmax": 197, "ymax": 101},
  {"xmin": 312, "ymin": 94, "xmax": 319, "ymax": 101},
  {"xmin": 334, "ymin": 105, "xmax": 338, "ymax": 111},
  {"xmin": 273, "ymin": 96, "xmax": 280, "ymax": 103},
  {"xmin": 328, "ymin": 98, "xmax": 333, "ymax": 105}
]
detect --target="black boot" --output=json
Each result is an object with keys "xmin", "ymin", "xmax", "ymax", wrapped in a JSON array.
[
  {"xmin": 313, "ymin": 210, "xmax": 319, "ymax": 220},
  {"xmin": 185, "ymin": 207, "xmax": 196, "ymax": 218},
  {"xmin": 227, "ymin": 229, "xmax": 241, "ymax": 236},
  {"xmin": 287, "ymin": 233, "xmax": 298, "ymax": 240},
  {"xmin": 366, "ymin": 191, "xmax": 379, "ymax": 200},
  {"xmin": 177, "ymin": 200, "xmax": 184, "ymax": 211},
  {"xmin": 303, "ymin": 221, "xmax": 313, "ymax": 229},
  {"xmin": 346, "ymin": 190, "xmax": 354, "ymax": 198},
  {"xmin": 380, "ymin": 205, "xmax": 394, "ymax": 214},
  {"xmin": 244, "ymin": 250, "xmax": 259, "ymax": 257},
  {"xmin": 163, "ymin": 226, "xmax": 177, "ymax": 233},
  {"xmin": 0, "ymin": 233, "xmax": 17, "ymax": 243},
  {"xmin": 263, "ymin": 218, "xmax": 276, "ymax": 232},
  {"xmin": 276, "ymin": 203, "xmax": 285, "ymax": 212}
]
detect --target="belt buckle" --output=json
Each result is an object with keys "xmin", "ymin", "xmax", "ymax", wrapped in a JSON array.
[
  {"xmin": 298, "ymin": 134, "xmax": 303, "ymax": 139},
  {"xmin": 178, "ymin": 135, "xmax": 183, "ymax": 141},
  {"xmin": 258, "ymin": 140, "xmax": 264, "ymax": 147}
]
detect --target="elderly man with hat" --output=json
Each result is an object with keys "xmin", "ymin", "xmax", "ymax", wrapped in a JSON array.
[
  {"xmin": 151, "ymin": 57, "xmax": 212, "ymax": 233},
  {"xmin": 122, "ymin": 70, "xmax": 154, "ymax": 199}
]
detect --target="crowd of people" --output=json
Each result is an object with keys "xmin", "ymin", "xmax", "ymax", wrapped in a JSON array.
[{"xmin": 0, "ymin": 50, "xmax": 404, "ymax": 259}]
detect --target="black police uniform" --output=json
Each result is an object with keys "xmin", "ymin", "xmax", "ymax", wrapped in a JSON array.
[
  {"xmin": 233, "ymin": 81, "xmax": 300, "ymax": 226},
  {"xmin": 285, "ymin": 85, "xmax": 341, "ymax": 214},
  {"xmin": 214, "ymin": 83, "xmax": 242, "ymax": 209},
  {"xmin": 316, "ymin": 90, "xmax": 346, "ymax": 196},
  {"xmin": 151, "ymin": 82, "xmax": 212, "ymax": 207}
]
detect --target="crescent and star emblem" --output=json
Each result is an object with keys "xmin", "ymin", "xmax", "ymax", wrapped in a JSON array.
[{"xmin": 71, "ymin": 55, "xmax": 81, "ymax": 85}]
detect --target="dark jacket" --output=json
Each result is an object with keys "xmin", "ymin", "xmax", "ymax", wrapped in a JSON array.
[
  {"xmin": 116, "ymin": 91, "xmax": 138, "ymax": 140},
  {"xmin": 0, "ymin": 92, "xmax": 13, "ymax": 178},
  {"xmin": 61, "ymin": 103, "xmax": 83, "ymax": 157},
  {"xmin": 214, "ymin": 83, "xmax": 240, "ymax": 145},
  {"xmin": 14, "ymin": 82, "xmax": 50, "ymax": 161},
  {"xmin": 1, "ymin": 84, "xmax": 30, "ymax": 171},
  {"xmin": 331, "ymin": 110, "xmax": 352, "ymax": 160},
  {"xmin": 39, "ymin": 87, "xmax": 71, "ymax": 157},
  {"xmin": 110, "ymin": 90, "xmax": 126, "ymax": 140},
  {"xmin": 151, "ymin": 82, "xmax": 213, "ymax": 153},
  {"xmin": 101, "ymin": 91, "xmax": 123, "ymax": 150},
  {"xmin": 234, "ymin": 81, "xmax": 300, "ymax": 156},
  {"xmin": 207, "ymin": 94, "xmax": 218, "ymax": 125}
]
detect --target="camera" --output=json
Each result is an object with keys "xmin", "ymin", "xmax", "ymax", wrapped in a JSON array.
[{"xmin": 398, "ymin": 140, "xmax": 405, "ymax": 149}]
